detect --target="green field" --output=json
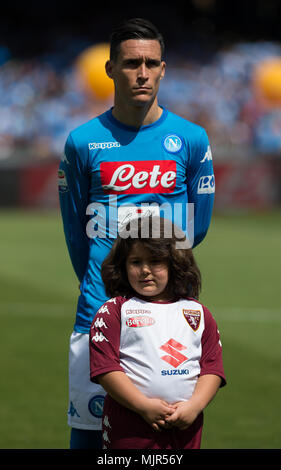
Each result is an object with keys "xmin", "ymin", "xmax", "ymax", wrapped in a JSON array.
[{"xmin": 0, "ymin": 209, "xmax": 280, "ymax": 449}]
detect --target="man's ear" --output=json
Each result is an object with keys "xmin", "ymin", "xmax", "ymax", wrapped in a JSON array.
[
  {"xmin": 160, "ymin": 61, "xmax": 166, "ymax": 80},
  {"xmin": 105, "ymin": 60, "xmax": 114, "ymax": 79}
]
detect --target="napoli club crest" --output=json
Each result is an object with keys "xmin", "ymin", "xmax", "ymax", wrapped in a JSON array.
[
  {"xmin": 163, "ymin": 134, "xmax": 183, "ymax": 153},
  {"xmin": 183, "ymin": 310, "xmax": 201, "ymax": 331}
]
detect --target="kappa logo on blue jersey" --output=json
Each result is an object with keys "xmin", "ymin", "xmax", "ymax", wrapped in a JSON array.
[
  {"xmin": 88, "ymin": 142, "xmax": 121, "ymax": 150},
  {"xmin": 163, "ymin": 134, "xmax": 183, "ymax": 154},
  {"xmin": 68, "ymin": 401, "xmax": 80, "ymax": 418},
  {"xmin": 88, "ymin": 395, "xmax": 105, "ymax": 418},
  {"xmin": 200, "ymin": 145, "xmax": 212, "ymax": 163}
]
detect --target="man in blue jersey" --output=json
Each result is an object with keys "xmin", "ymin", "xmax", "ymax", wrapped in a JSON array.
[{"xmin": 58, "ymin": 18, "xmax": 215, "ymax": 449}]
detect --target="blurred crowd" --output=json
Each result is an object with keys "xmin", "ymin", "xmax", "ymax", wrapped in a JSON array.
[{"xmin": 0, "ymin": 39, "xmax": 281, "ymax": 164}]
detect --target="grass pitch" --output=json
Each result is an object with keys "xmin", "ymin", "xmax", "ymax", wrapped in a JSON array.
[{"xmin": 0, "ymin": 209, "xmax": 280, "ymax": 449}]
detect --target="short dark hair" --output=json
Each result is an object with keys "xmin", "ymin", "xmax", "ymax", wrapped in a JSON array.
[
  {"xmin": 101, "ymin": 216, "xmax": 201, "ymax": 300},
  {"xmin": 109, "ymin": 18, "xmax": 165, "ymax": 61}
]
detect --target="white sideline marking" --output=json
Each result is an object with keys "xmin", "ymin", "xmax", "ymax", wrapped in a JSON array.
[
  {"xmin": 0, "ymin": 302, "xmax": 280, "ymax": 322},
  {"xmin": 214, "ymin": 307, "xmax": 281, "ymax": 323},
  {"xmin": 0, "ymin": 301, "xmax": 74, "ymax": 316}
]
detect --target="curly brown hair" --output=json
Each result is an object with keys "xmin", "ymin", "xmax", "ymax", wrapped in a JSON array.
[{"xmin": 101, "ymin": 216, "xmax": 201, "ymax": 301}]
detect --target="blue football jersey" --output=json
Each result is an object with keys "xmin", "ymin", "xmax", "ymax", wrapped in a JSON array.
[{"xmin": 58, "ymin": 107, "xmax": 215, "ymax": 333}]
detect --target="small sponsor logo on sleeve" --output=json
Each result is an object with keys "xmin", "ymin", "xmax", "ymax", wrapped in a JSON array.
[
  {"xmin": 197, "ymin": 174, "xmax": 215, "ymax": 194},
  {"xmin": 58, "ymin": 169, "xmax": 68, "ymax": 193}
]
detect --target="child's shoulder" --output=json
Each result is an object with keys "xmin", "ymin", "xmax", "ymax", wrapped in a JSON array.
[
  {"xmin": 101, "ymin": 295, "xmax": 126, "ymax": 306},
  {"xmin": 183, "ymin": 297, "xmax": 205, "ymax": 308},
  {"xmin": 99, "ymin": 296, "xmax": 132, "ymax": 310},
  {"xmin": 93, "ymin": 296, "xmax": 128, "ymax": 320}
]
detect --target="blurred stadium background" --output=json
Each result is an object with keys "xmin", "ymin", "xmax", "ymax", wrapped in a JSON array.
[{"xmin": 0, "ymin": 0, "xmax": 280, "ymax": 449}]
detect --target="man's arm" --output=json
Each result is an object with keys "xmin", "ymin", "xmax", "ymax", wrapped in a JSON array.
[
  {"xmin": 58, "ymin": 133, "xmax": 90, "ymax": 282},
  {"xmin": 187, "ymin": 129, "xmax": 215, "ymax": 248}
]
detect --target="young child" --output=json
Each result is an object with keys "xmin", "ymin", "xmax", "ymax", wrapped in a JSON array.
[{"xmin": 89, "ymin": 216, "xmax": 226, "ymax": 449}]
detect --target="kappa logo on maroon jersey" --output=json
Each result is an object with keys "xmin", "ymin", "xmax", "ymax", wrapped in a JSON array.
[
  {"xmin": 125, "ymin": 309, "xmax": 151, "ymax": 315},
  {"xmin": 100, "ymin": 160, "xmax": 177, "ymax": 194},
  {"xmin": 160, "ymin": 338, "xmax": 188, "ymax": 368},
  {"xmin": 183, "ymin": 309, "xmax": 201, "ymax": 331}
]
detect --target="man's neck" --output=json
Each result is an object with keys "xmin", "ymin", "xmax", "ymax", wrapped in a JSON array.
[{"xmin": 111, "ymin": 99, "xmax": 163, "ymax": 129}]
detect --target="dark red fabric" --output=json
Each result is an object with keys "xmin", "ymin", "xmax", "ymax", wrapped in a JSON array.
[{"xmin": 102, "ymin": 394, "xmax": 203, "ymax": 449}]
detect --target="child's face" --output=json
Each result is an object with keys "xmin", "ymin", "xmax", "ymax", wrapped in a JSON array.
[{"xmin": 126, "ymin": 242, "xmax": 170, "ymax": 302}]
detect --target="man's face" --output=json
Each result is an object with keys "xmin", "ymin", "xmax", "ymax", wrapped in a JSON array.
[{"xmin": 106, "ymin": 39, "xmax": 166, "ymax": 107}]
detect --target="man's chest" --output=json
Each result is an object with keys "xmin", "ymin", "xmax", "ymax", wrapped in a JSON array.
[{"xmin": 88, "ymin": 136, "xmax": 188, "ymax": 198}]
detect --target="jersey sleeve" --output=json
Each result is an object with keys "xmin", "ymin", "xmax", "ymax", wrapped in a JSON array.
[
  {"xmin": 200, "ymin": 306, "xmax": 226, "ymax": 387},
  {"xmin": 58, "ymin": 133, "xmax": 90, "ymax": 282},
  {"xmin": 89, "ymin": 298, "xmax": 125, "ymax": 383},
  {"xmin": 187, "ymin": 128, "xmax": 215, "ymax": 248}
]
